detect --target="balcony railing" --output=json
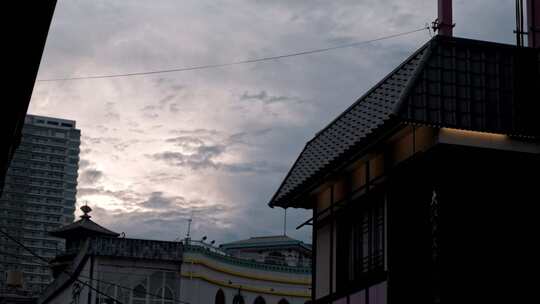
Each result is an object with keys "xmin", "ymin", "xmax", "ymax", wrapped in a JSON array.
[{"xmin": 86, "ymin": 237, "xmax": 183, "ymax": 262}]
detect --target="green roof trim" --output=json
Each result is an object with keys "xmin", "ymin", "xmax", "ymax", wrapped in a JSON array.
[{"xmin": 184, "ymin": 244, "xmax": 311, "ymax": 274}]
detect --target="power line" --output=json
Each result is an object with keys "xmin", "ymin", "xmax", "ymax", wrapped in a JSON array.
[
  {"xmin": 0, "ymin": 249, "xmax": 46, "ymax": 264},
  {"xmin": 0, "ymin": 229, "xmax": 123, "ymax": 304},
  {"xmin": 77, "ymin": 275, "xmax": 190, "ymax": 304},
  {"xmin": 0, "ymin": 233, "xmax": 189, "ymax": 304},
  {"xmin": 36, "ymin": 26, "xmax": 429, "ymax": 82}
]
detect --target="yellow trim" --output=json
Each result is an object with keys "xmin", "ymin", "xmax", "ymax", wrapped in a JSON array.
[
  {"xmin": 440, "ymin": 128, "xmax": 507, "ymax": 140},
  {"xmin": 183, "ymin": 258, "xmax": 311, "ymax": 285},
  {"xmin": 181, "ymin": 272, "xmax": 310, "ymax": 298}
]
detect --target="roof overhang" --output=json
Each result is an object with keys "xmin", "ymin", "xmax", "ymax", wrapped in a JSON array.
[{"xmin": 268, "ymin": 36, "xmax": 540, "ymax": 209}]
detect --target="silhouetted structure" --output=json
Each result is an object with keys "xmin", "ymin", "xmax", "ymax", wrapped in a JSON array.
[
  {"xmin": 1, "ymin": 2, "xmax": 58, "ymax": 302},
  {"xmin": 1, "ymin": 1, "xmax": 57, "ymax": 197},
  {"xmin": 220, "ymin": 235, "xmax": 312, "ymax": 267},
  {"xmin": 39, "ymin": 206, "xmax": 183, "ymax": 304},
  {"xmin": 269, "ymin": 35, "xmax": 539, "ymax": 304},
  {"xmin": 0, "ymin": 115, "xmax": 80, "ymax": 294}
]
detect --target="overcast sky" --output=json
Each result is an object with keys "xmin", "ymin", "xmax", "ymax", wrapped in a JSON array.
[{"xmin": 29, "ymin": 0, "xmax": 517, "ymax": 244}]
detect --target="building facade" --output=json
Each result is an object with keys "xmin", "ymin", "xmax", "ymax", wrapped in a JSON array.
[
  {"xmin": 183, "ymin": 239, "xmax": 311, "ymax": 304},
  {"xmin": 268, "ymin": 35, "xmax": 540, "ymax": 303},
  {"xmin": 39, "ymin": 206, "xmax": 183, "ymax": 304},
  {"xmin": 40, "ymin": 207, "xmax": 310, "ymax": 304},
  {"xmin": 220, "ymin": 236, "xmax": 312, "ymax": 268},
  {"xmin": 0, "ymin": 115, "xmax": 80, "ymax": 294}
]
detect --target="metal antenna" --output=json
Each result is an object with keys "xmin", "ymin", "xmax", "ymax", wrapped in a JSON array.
[
  {"xmin": 283, "ymin": 208, "xmax": 287, "ymax": 236},
  {"xmin": 186, "ymin": 218, "xmax": 193, "ymax": 239},
  {"xmin": 516, "ymin": 0, "xmax": 526, "ymax": 47},
  {"xmin": 186, "ymin": 211, "xmax": 194, "ymax": 241}
]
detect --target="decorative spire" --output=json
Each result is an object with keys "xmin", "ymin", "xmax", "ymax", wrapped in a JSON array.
[{"xmin": 80, "ymin": 203, "xmax": 92, "ymax": 219}]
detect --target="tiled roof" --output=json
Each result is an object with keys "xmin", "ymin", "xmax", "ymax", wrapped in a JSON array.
[
  {"xmin": 269, "ymin": 36, "xmax": 540, "ymax": 208},
  {"xmin": 400, "ymin": 37, "xmax": 540, "ymax": 134},
  {"xmin": 50, "ymin": 217, "xmax": 120, "ymax": 239},
  {"xmin": 220, "ymin": 235, "xmax": 311, "ymax": 251}
]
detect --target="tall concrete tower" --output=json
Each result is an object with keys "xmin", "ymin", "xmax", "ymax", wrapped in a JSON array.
[{"xmin": 0, "ymin": 114, "xmax": 80, "ymax": 294}]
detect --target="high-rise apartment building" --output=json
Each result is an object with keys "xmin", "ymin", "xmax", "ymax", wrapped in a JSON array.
[{"xmin": 0, "ymin": 115, "xmax": 80, "ymax": 294}]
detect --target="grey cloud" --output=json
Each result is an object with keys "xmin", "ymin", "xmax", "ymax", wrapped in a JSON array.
[
  {"xmin": 128, "ymin": 129, "xmax": 145, "ymax": 134},
  {"xmin": 158, "ymin": 129, "xmax": 284, "ymax": 174},
  {"xmin": 95, "ymin": 125, "xmax": 109, "ymax": 133},
  {"xmin": 85, "ymin": 197, "xmax": 234, "ymax": 241},
  {"xmin": 154, "ymin": 78, "xmax": 169, "ymax": 86},
  {"xmin": 240, "ymin": 90, "xmax": 294, "ymax": 105},
  {"xmin": 169, "ymin": 129, "xmax": 220, "ymax": 137},
  {"xmin": 240, "ymin": 90, "xmax": 268, "ymax": 101},
  {"xmin": 77, "ymin": 187, "xmax": 144, "ymax": 209},
  {"xmin": 166, "ymin": 136, "xmax": 205, "ymax": 148},
  {"xmin": 81, "ymin": 135, "xmax": 102, "ymax": 145},
  {"xmin": 266, "ymin": 96, "xmax": 292, "ymax": 103},
  {"xmin": 222, "ymin": 161, "xmax": 288, "ymax": 175},
  {"xmin": 150, "ymin": 148, "xmax": 285, "ymax": 175},
  {"xmin": 145, "ymin": 172, "xmax": 185, "ymax": 184},
  {"xmin": 82, "ymin": 136, "xmax": 121, "ymax": 145},
  {"xmin": 158, "ymin": 94, "xmax": 176, "ymax": 108},
  {"xmin": 142, "ymin": 112, "xmax": 159, "ymax": 119},
  {"xmin": 227, "ymin": 128, "xmax": 272, "ymax": 145},
  {"xmin": 141, "ymin": 191, "xmax": 179, "ymax": 209},
  {"xmin": 80, "ymin": 148, "xmax": 92, "ymax": 155},
  {"xmin": 127, "ymin": 121, "xmax": 139, "ymax": 128},
  {"xmin": 33, "ymin": 0, "xmax": 514, "ymax": 244},
  {"xmin": 227, "ymin": 132, "xmax": 248, "ymax": 145},
  {"xmin": 149, "ymin": 144, "xmax": 226, "ymax": 170},
  {"xmin": 140, "ymin": 105, "xmax": 157, "ymax": 111},
  {"xmin": 170, "ymin": 84, "xmax": 184, "ymax": 91},
  {"xmin": 169, "ymin": 103, "xmax": 180, "ymax": 113},
  {"xmin": 79, "ymin": 159, "xmax": 91, "ymax": 170},
  {"xmin": 104, "ymin": 101, "xmax": 120, "ymax": 119},
  {"xmin": 113, "ymin": 142, "xmax": 132, "ymax": 151},
  {"xmin": 79, "ymin": 169, "xmax": 104, "ymax": 185}
]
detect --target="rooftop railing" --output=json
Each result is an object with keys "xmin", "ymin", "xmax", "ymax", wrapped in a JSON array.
[{"xmin": 184, "ymin": 242, "xmax": 311, "ymax": 274}]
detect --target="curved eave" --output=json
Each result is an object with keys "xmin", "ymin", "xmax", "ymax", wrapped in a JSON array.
[{"xmin": 49, "ymin": 219, "xmax": 120, "ymax": 239}]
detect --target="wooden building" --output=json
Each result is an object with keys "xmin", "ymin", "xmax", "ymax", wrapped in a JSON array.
[{"xmin": 268, "ymin": 6, "xmax": 540, "ymax": 302}]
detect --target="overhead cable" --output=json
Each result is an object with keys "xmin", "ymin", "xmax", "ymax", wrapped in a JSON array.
[
  {"xmin": 36, "ymin": 26, "xmax": 429, "ymax": 82},
  {"xmin": 0, "ymin": 229, "xmax": 124, "ymax": 304}
]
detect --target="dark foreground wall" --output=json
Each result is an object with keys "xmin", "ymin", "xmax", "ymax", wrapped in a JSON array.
[
  {"xmin": 388, "ymin": 144, "xmax": 539, "ymax": 303},
  {"xmin": 1, "ymin": 1, "xmax": 58, "ymax": 195}
]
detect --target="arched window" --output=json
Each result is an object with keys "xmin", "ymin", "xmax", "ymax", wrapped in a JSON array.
[
  {"xmin": 264, "ymin": 251, "xmax": 286, "ymax": 265},
  {"xmin": 278, "ymin": 299, "xmax": 290, "ymax": 304},
  {"xmin": 253, "ymin": 296, "xmax": 266, "ymax": 304},
  {"xmin": 98, "ymin": 285, "xmax": 116, "ymax": 304},
  {"xmin": 215, "ymin": 289, "xmax": 225, "ymax": 304},
  {"xmin": 133, "ymin": 284, "xmax": 147, "ymax": 304},
  {"xmin": 233, "ymin": 294, "xmax": 245, "ymax": 304},
  {"xmin": 151, "ymin": 287, "xmax": 174, "ymax": 304}
]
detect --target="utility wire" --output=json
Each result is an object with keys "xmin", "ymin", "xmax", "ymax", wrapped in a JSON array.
[
  {"xmin": 36, "ymin": 26, "xmax": 429, "ymax": 82},
  {"xmin": 0, "ymin": 233, "xmax": 189, "ymax": 304},
  {"xmin": 76, "ymin": 275, "xmax": 190, "ymax": 304},
  {"xmin": 0, "ymin": 229, "xmax": 123, "ymax": 304},
  {"xmin": 0, "ymin": 249, "xmax": 46, "ymax": 264}
]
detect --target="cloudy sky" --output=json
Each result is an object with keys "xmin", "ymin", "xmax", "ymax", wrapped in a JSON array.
[{"xmin": 29, "ymin": 0, "xmax": 517, "ymax": 244}]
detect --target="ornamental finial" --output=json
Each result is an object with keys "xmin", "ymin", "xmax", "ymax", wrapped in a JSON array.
[{"xmin": 80, "ymin": 202, "xmax": 92, "ymax": 219}]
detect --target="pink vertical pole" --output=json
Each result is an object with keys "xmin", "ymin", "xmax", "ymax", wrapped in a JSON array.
[
  {"xmin": 528, "ymin": 0, "xmax": 540, "ymax": 47},
  {"xmin": 438, "ymin": 0, "xmax": 454, "ymax": 36}
]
